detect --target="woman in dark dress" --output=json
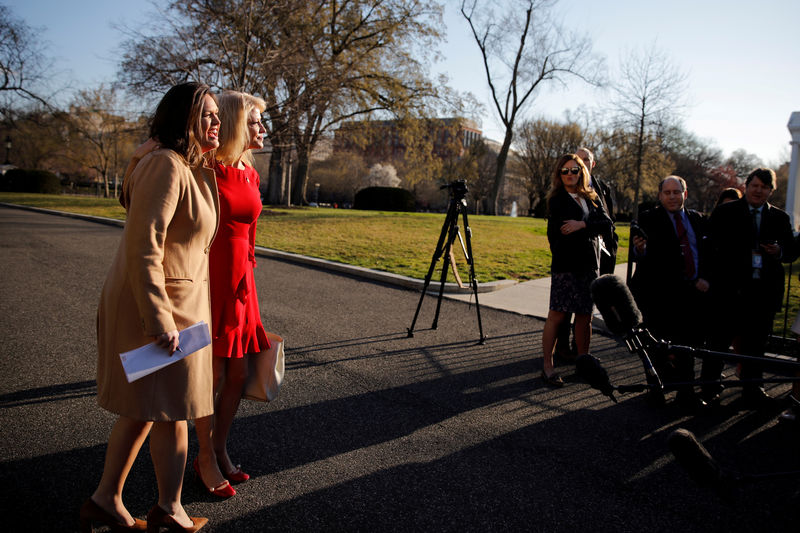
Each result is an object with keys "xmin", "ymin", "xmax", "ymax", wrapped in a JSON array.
[
  {"xmin": 540, "ymin": 153, "xmax": 612, "ymax": 387},
  {"xmin": 193, "ymin": 91, "xmax": 270, "ymax": 497}
]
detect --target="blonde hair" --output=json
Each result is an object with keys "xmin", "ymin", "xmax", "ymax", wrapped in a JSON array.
[
  {"xmin": 546, "ymin": 153, "xmax": 598, "ymax": 203},
  {"xmin": 216, "ymin": 90, "xmax": 267, "ymax": 166}
]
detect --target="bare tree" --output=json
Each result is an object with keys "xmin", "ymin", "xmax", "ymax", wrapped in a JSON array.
[
  {"xmin": 653, "ymin": 124, "xmax": 734, "ymax": 212},
  {"xmin": 0, "ymin": 5, "xmax": 54, "ymax": 117},
  {"xmin": 609, "ymin": 42, "xmax": 688, "ymax": 218},
  {"xmin": 118, "ymin": 0, "xmax": 445, "ymax": 205},
  {"xmin": 460, "ymin": 0, "xmax": 603, "ymax": 215},
  {"xmin": 308, "ymin": 150, "xmax": 369, "ymax": 204},
  {"xmin": 309, "ymin": 151, "xmax": 369, "ymax": 204},
  {"xmin": 726, "ymin": 148, "xmax": 764, "ymax": 180},
  {"xmin": 470, "ymin": 140, "xmax": 497, "ymax": 214},
  {"xmin": 0, "ymin": 108, "xmax": 65, "ymax": 170},
  {"xmin": 515, "ymin": 117, "xmax": 583, "ymax": 217},
  {"xmin": 590, "ymin": 127, "xmax": 674, "ymax": 217},
  {"xmin": 60, "ymin": 85, "xmax": 145, "ymax": 197},
  {"xmin": 772, "ymin": 161, "xmax": 790, "ymax": 209}
]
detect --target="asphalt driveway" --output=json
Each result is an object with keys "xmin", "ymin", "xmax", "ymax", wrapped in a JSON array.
[{"xmin": 0, "ymin": 206, "xmax": 797, "ymax": 532}]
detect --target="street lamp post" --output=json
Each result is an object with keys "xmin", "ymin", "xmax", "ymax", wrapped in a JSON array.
[
  {"xmin": 314, "ymin": 183, "xmax": 320, "ymax": 205},
  {"xmin": 4, "ymin": 136, "xmax": 11, "ymax": 165}
]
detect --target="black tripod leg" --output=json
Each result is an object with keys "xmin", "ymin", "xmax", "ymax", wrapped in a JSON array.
[
  {"xmin": 431, "ymin": 219, "xmax": 458, "ymax": 330},
  {"xmin": 461, "ymin": 208, "xmax": 486, "ymax": 344},
  {"xmin": 408, "ymin": 204, "xmax": 456, "ymax": 337}
]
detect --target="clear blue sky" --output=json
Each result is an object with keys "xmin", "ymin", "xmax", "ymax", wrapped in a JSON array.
[
  {"xmin": 9, "ymin": 0, "xmax": 799, "ymax": 165},
  {"xmin": 439, "ymin": 0, "xmax": 799, "ymax": 165}
]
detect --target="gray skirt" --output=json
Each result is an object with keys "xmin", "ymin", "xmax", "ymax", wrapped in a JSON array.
[{"xmin": 549, "ymin": 271, "xmax": 597, "ymax": 315}]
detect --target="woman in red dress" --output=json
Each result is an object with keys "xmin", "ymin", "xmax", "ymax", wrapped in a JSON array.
[{"xmin": 193, "ymin": 91, "xmax": 269, "ymax": 498}]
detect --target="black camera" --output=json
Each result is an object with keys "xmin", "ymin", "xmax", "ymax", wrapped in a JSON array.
[{"xmin": 441, "ymin": 179, "xmax": 468, "ymax": 200}]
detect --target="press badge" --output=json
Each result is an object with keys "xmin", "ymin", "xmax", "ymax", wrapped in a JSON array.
[{"xmin": 752, "ymin": 251, "xmax": 763, "ymax": 269}]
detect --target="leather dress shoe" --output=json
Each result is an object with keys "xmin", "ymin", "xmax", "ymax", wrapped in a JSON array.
[
  {"xmin": 541, "ymin": 371, "xmax": 564, "ymax": 388},
  {"xmin": 702, "ymin": 393, "xmax": 721, "ymax": 407},
  {"xmin": 675, "ymin": 393, "xmax": 708, "ymax": 413},
  {"xmin": 741, "ymin": 387, "xmax": 774, "ymax": 408},
  {"xmin": 146, "ymin": 505, "xmax": 207, "ymax": 532},
  {"xmin": 778, "ymin": 408, "xmax": 797, "ymax": 423}
]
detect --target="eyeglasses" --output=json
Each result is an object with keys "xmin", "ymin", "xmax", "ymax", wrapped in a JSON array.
[{"xmin": 560, "ymin": 167, "xmax": 580, "ymax": 175}]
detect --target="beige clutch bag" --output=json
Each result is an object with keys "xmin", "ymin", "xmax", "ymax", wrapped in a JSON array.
[{"xmin": 242, "ymin": 332, "xmax": 285, "ymax": 402}]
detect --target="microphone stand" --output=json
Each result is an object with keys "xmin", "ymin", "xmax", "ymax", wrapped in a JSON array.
[
  {"xmin": 622, "ymin": 327, "xmax": 800, "ymax": 376},
  {"xmin": 623, "ymin": 326, "xmax": 665, "ymax": 403},
  {"xmin": 663, "ymin": 340, "xmax": 800, "ymax": 374},
  {"xmin": 612, "ymin": 377, "xmax": 800, "ymax": 395},
  {"xmin": 580, "ymin": 328, "xmax": 800, "ymax": 403}
]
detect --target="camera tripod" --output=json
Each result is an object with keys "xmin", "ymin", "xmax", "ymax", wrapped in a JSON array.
[{"xmin": 407, "ymin": 180, "xmax": 486, "ymax": 344}]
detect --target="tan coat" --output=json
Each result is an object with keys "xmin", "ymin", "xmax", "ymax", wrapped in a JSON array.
[{"xmin": 96, "ymin": 149, "xmax": 219, "ymax": 421}]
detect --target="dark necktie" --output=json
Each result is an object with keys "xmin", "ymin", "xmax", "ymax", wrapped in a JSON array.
[
  {"xmin": 674, "ymin": 212, "xmax": 696, "ymax": 279},
  {"xmin": 751, "ymin": 207, "xmax": 760, "ymax": 249}
]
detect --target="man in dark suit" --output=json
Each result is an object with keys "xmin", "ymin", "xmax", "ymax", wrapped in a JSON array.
[
  {"xmin": 701, "ymin": 168, "xmax": 797, "ymax": 406},
  {"xmin": 630, "ymin": 175, "xmax": 709, "ymax": 409},
  {"xmin": 577, "ymin": 147, "xmax": 618, "ymax": 276},
  {"xmin": 554, "ymin": 147, "xmax": 618, "ymax": 358}
]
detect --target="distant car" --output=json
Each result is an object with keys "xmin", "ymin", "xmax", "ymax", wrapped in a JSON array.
[{"xmin": 308, "ymin": 202, "xmax": 318, "ymax": 207}]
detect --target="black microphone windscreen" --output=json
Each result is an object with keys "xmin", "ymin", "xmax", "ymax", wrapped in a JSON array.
[
  {"xmin": 590, "ymin": 274, "xmax": 642, "ymax": 336},
  {"xmin": 575, "ymin": 354, "xmax": 616, "ymax": 402}
]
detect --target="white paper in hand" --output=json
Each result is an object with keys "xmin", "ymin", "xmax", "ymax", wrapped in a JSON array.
[{"xmin": 119, "ymin": 321, "xmax": 211, "ymax": 383}]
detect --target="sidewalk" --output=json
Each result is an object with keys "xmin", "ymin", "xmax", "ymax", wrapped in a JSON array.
[
  {"xmin": 258, "ymin": 246, "xmax": 628, "ymax": 331},
  {"xmin": 445, "ymin": 262, "xmax": 631, "ymax": 321}
]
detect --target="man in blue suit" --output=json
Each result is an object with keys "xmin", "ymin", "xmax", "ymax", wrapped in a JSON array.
[{"xmin": 631, "ymin": 175, "xmax": 710, "ymax": 410}]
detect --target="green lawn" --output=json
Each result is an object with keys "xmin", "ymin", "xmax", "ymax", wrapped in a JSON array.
[
  {"xmin": 4, "ymin": 191, "xmax": 798, "ymax": 334},
  {"xmin": 0, "ymin": 192, "xmax": 629, "ymax": 282}
]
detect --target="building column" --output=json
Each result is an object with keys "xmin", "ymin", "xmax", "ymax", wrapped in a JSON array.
[{"xmin": 785, "ymin": 112, "xmax": 800, "ymax": 230}]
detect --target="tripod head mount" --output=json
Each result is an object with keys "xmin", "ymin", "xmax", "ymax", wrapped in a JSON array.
[{"xmin": 441, "ymin": 179, "xmax": 468, "ymax": 202}]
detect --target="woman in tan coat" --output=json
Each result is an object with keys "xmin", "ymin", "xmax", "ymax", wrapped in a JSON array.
[{"xmin": 80, "ymin": 82, "xmax": 220, "ymax": 533}]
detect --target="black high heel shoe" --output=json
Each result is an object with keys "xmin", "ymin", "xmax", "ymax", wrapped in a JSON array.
[
  {"xmin": 541, "ymin": 370, "xmax": 564, "ymax": 388},
  {"xmin": 79, "ymin": 498, "xmax": 147, "ymax": 532}
]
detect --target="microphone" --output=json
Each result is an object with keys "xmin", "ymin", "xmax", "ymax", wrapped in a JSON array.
[
  {"xmin": 590, "ymin": 274, "xmax": 664, "ymax": 396},
  {"xmin": 590, "ymin": 274, "xmax": 642, "ymax": 336},
  {"xmin": 575, "ymin": 354, "xmax": 617, "ymax": 402},
  {"xmin": 667, "ymin": 428, "xmax": 734, "ymax": 499}
]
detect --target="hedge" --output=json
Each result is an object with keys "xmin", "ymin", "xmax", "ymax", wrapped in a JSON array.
[
  {"xmin": 0, "ymin": 168, "xmax": 62, "ymax": 194},
  {"xmin": 354, "ymin": 186, "xmax": 415, "ymax": 212}
]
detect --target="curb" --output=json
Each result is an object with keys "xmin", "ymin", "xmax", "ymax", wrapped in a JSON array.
[
  {"xmin": 254, "ymin": 247, "xmax": 518, "ymax": 294},
  {"xmin": 0, "ymin": 202, "xmax": 126, "ymax": 228},
  {"xmin": 0, "ymin": 202, "xmax": 518, "ymax": 295}
]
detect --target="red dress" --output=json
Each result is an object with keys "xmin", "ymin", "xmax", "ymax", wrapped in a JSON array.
[{"xmin": 209, "ymin": 162, "xmax": 269, "ymax": 358}]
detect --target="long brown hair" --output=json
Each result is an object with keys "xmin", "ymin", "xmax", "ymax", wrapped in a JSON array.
[
  {"xmin": 546, "ymin": 153, "xmax": 598, "ymax": 203},
  {"xmin": 149, "ymin": 82, "xmax": 216, "ymax": 167}
]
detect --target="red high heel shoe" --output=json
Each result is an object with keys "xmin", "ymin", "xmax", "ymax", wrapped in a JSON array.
[
  {"xmin": 192, "ymin": 458, "xmax": 236, "ymax": 498},
  {"xmin": 221, "ymin": 463, "xmax": 250, "ymax": 483},
  {"xmin": 79, "ymin": 498, "xmax": 147, "ymax": 532},
  {"xmin": 146, "ymin": 505, "xmax": 208, "ymax": 532}
]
